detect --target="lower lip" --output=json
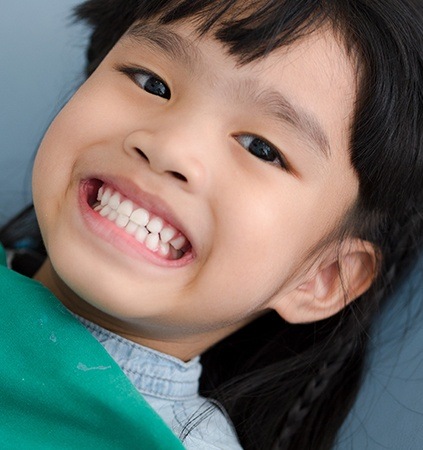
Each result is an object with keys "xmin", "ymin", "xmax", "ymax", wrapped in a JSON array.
[{"xmin": 78, "ymin": 182, "xmax": 194, "ymax": 268}]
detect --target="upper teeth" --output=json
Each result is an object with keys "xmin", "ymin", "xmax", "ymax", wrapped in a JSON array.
[{"xmin": 94, "ymin": 185, "xmax": 187, "ymax": 256}]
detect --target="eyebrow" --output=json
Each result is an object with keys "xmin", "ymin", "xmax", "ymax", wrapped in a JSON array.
[
  {"xmin": 126, "ymin": 23, "xmax": 202, "ymax": 72},
  {"xmin": 126, "ymin": 24, "xmax": 331, "ymax": 158},
  {"xmin": 253, "ymin": 87, "xmax": 331, "ymax": 158}
]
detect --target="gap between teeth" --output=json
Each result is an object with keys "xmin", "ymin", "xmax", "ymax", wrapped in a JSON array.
[{"xmin": 94, "ymin": 185, "xmax": 188, "ymax": 256}]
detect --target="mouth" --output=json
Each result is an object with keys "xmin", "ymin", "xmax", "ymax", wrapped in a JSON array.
[{"xmin": 84, "ymin": 179, "xmax": 192, "ymax": 262}]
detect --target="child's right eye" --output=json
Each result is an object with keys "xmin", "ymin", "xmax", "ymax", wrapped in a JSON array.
[{"xmin": 117, "ymin": 65, "xmax": 171, "ymax": 100}]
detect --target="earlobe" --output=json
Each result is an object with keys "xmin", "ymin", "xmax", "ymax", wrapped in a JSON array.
[{"xmin": 272, "ymin": 240, "xmax": 377, "ymax": 324}]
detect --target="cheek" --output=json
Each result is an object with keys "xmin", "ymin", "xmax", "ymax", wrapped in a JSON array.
[
  {"xmin": 32, "ymin": 115, "xmax": 77, "ymax": 226},
  {"xmin": 33, "ymin": 77, "xmax": 121, "ymax": 205},
  {"xmin": 35, "ymin": 72, "xmax": 125, "ymax": 159},
  {"xmin": 201, "ymin": 187, "xmax": 313, "ymax": 307},
  {"xmin": 207, "ymin": 171, "xmax": 356, "ymax": 307}
]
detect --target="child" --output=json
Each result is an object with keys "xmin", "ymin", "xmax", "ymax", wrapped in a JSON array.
[{"xmin": 1, "ymin": 0, "xmax": 423, "ymax": 449}]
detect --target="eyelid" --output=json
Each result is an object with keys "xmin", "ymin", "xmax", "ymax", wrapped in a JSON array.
[{"xmin": 115, "ymin": 64, "xmax": 168, "ymax": 88}]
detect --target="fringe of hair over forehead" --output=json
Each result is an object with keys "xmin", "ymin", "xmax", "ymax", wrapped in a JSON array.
[{"xmin": 75, "ymin": 0, "xmax": 351, "ymax": 67}]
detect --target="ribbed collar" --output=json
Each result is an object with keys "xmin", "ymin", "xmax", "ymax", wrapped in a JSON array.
[{"xmin": 76, "ymin": 316, "xmax": 202, "ymax": 401}]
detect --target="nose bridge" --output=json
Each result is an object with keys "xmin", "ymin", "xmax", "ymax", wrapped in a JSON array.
[{"xmin": 124, "ymin": 106, "xmax": 216, "ymax": 191}]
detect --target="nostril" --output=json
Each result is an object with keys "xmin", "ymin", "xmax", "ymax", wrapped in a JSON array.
[
  {"xmin": 135, "ymin": 148, "xmax": 149, "ymax": 162},
  {"xmin": 169, "ymin": 171, "xmax": 188, "ymax": 182},
  {"xmin": 133, "ymin": 147, "xmax": 188, "ymax": 182}
]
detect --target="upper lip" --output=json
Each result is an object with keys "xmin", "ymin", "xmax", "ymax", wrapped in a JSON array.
[{"xmin": 84, "ymin": 174, "xmax": 196, "ymax": 253}]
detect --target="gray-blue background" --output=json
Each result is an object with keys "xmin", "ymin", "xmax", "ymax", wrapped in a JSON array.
[{"xmin": 0, "ymin": 1, "xmax": 87, "ymax": 225}]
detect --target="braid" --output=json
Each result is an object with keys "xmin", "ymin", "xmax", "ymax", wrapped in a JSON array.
[{"xmin": 273, "ymin": 340, "xmax": 354, "ymax": 449}]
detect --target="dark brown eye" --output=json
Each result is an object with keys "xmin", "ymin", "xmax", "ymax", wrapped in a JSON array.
[
  {"xmin": 118, "ymin": 65, "xmax": 171, "ymax": 100},
  {"xmin": 135, "ymin": 72, "xmax": 171, "ymax": 99},
  {"xmin": 248, "ymin": 138, "xmax": 277, "ymax": 161},
  {"xmin": 236, "ymin": 135, "xmax": 288, "ymax": 169}
]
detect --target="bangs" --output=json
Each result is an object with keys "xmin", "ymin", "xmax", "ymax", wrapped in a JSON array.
[
  {"xmin": 153, "ymin": 0, "xmax": 329, "ymax": 63},
  {"xmin": 75, "ymin": 1, "xmax": 341, "ymax": 70},
  {"xmin": 75, "ymin": 0, "xmax": 359, "ymax": 77}
]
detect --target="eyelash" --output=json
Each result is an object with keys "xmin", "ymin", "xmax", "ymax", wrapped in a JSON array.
[{"xmin": 116, "ymin": 65, "xmax": 289, "ymax": 170}]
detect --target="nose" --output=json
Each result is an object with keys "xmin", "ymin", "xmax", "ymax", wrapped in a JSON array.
[{"xmin": 123, "ymin": 122, "xmax": 209, "ymax": 193}]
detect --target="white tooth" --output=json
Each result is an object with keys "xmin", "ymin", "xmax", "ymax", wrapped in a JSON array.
[
  {"xmin": 145, "ymin": 233, "xmax": 160, "ymax": 251},
  {"xmin": 170, "ymin": 235, "xmax": 187, "ymax": 250},
  {"xmin": 160, "ymin": 226, "xmax": 176, "ymax": 244},
  {"xmin": 100, "ymin": 205, "xmax": 112, "ymax": 217},
  {"xmin": 135, "ymin": 227, "xmax": 148, "ymax": 243},
  {"xmin": 116, "ymin": 214, "xmax": 129, "ymax": 228},
  {"xmin": 97, "ymin": 185, "xmax": 105, "ymax": 201},
  {"xmin": 94, "ymin": 204, "xmax": 103, "ymax": 212},
  {"xmin": 117, "ymin": 199, "xmax": 134, "ymax": 217},
  {"xmin": 125, "ymin": 221, "xmax": 138, "ymax": 236},
  {"xmin": 147, "ymin": 217, "xmax": 164, "ymax": 234},
  {"xmin": 108, "ymin": 210, "xmax": 118, "ymax": 222},
  {"xmin": 109, "ymin": 192, "xmax": 121, "ymax": 210},
  {"xmin": 130, "ymin": 208, "xmax": 150, "ymax": 227},
  {"xmin": 101, "ymin": 187, "xmax": 112, "ymax": 206},
  {"xmin": 159, "ymin": 242, "xmax": 170, "ymax": 256}
]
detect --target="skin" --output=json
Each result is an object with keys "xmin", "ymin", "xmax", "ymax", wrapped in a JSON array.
[{"xmin": 33, "ymin": 21, "xmax": 369, "ymax": 361}]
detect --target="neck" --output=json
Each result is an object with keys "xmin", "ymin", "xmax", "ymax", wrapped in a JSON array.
[{"xmin": 33, "ymin": 258, "xmax": 245, "ymax": 361}]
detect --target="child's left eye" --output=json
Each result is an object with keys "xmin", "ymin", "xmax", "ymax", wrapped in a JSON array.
[
  {"xmin": 134, "ymin": 72, "xmax": 171, "ymax": 99},
  {"xmin": 117, "ymin": 65, "xmax": 171, "ymax": 100},
  {"xmin": 235, "ymin": 135, "xmax": 288, "ymax": 170}
]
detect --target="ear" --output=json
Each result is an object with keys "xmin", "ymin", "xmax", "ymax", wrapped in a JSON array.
[{"xmin": 272, "ymin": 239, "xmax": 377, "ymax": 323}]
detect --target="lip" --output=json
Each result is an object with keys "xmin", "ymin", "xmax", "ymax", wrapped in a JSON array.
[{"xmin": 78, "ymin": 175, "xmax": 196, "ymax": 267}]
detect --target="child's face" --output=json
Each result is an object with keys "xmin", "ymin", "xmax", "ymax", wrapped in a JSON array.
[{"xmin": 33, "ymin": 21, "xmax": 359, "ymax": 359}]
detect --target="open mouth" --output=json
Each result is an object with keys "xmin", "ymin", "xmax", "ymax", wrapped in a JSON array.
[{"xmin": 86, "ymin": 179, "xmax": 192, "ymax": 261}]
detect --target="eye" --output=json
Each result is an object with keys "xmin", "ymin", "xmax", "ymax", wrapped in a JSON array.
[
  {"xmin": 117, "ymin": 65, "xmax": 171, "ymax": 100},
  {"xmin": 236, "ymin": 135, "xmax": 288, "ymax": 169},
  {"xmin": 134, "ymin": 71, "xmax": 171, "ymax": 99}
]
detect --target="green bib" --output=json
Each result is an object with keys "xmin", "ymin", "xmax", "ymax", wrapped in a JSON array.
[{"xmin": 0, "ymin": 245, "xmax": 184, "ymax": 449}]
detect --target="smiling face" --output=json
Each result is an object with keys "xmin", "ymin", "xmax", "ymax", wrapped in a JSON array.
[{"xmin": 33, "ymin": 21, "xmax": 361, "ymax": 360}]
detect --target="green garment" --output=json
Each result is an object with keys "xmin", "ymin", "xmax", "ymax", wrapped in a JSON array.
[{"xmin": 0, "ymin": 245, "xmax": 184, "ymax": 449}]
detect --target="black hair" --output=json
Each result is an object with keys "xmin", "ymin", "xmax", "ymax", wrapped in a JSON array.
[{"xmin": 2, "ymin": 1, "xmax": 423, "ymax": 449}]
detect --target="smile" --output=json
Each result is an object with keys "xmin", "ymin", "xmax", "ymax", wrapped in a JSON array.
[{"xmin": 87, "ymin": 181, "xmax": 191, "ymax": 261}]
